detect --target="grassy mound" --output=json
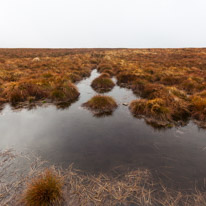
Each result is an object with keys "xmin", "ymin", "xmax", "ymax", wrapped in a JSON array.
[
  {"xmin": 101, "ymin": 69, "xmax": 114, "ymax": 77},
  {"xmin": 82, "ymin": 95, "xmax": 117, "ymax": 115},
  {"xmin": 50, "ymin": 81, "xmax": 79, "ymax": 102},
  {"xmin": 2, "ymin": 82, "xmax": 48, "ymax": 105},
  {"xmin": 130, "ymin": 98, "xmax": 171, "ymax": 122},
  {"xmin": 22, "ymin": 169, "xmax": 63, "ymax": 206},
  {"xmin": 99, "ymin": 73, "xmax": 110, "ymax": 78},
  {"xmin": 180, "ymin": 78, "xmax": 202, "ymax": 94},
  {"xmin": 117, "ymin": 72, "xmax": 137, "ymax": 85},
  {"xmin": 130, "ymin": 95, "xmax": 191, "ymax": 127},
  {"xmin": 91, "ymin": 74, "xmax": 115, "ymax": 93},
  {"xmin": 1, "ymin": 80, "xmax": 80, "ymax": 107},
  {"xmin": 68, "ymin": 73, "xmax": 82, "ymax": 83},
  {"xmin": 160, "ymin": 74, "xmax": 186, "ymax": 86},
  {"xmin": 97, "ymin": 63, "xmax": 113, "ymax": 73},
  {"xmin": 191, "ymin": 96, "xmax": 206, "ymax": 121}
]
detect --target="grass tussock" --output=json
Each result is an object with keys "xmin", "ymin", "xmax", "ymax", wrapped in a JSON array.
[
  {"xmin": 97, "ymin": 63, "xmax": 113, "ymax": 73},
  {"xmin": 102, "ymin": 69, "xmax": 114, "ymax": 77},
  {"xmin": 91, "ymin": 74, "xmax": 115, "ymax": 93},
  {"xmin": 130, "ymin": 98, "xmax": 171, "ymax": 124},
  {"xmin": 68, "ymin": 73, "xmax": 82, "ymax": 83},
  {"xmin": 82, "ymin": 95, "xmax": 117, "ymax": 115},
  {"xmin": 129, "ymin": 84, "xmax": 191, "ymax": 126},
  {"xmin": 160, "ymin": 74, "xmax": 185, "ymax": 86},
  {"xmin": 22, "ymin": 169, "xmax": 63, "ymax": 206},
  {"xmin": 2, "ymin": 82, "xmax": 48, "ymax": 105},
  {"xmin": 99, "ymin": 72, "xmax": 111, "ymax": 78},
  {"xmin": 117, "ymin": 72, "xmax": 137, "ymax": 85},
  {"xmin": 181, "ymin": 78, "xmax": 202, "ymax": 93},
  {"xmin": 50, "ymin": 81, "xmax": 80, "ymax": 102},
  {"xmin": 197, "ymin": 90, "xmax": 206, "ymax": 97},
  {"xmin": 191, "ymin": 96, "xmax": 206, "ymax": 122}
]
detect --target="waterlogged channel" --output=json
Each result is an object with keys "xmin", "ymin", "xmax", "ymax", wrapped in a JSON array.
[{"xmin": 1, "ymin": 69, "xmax": 206, "ymax": 189}]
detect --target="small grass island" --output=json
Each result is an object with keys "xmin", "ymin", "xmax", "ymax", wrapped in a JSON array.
[
  {"xmin": 91, "ymin": 74, "xmax": 115, "ymax": 93},
  {"xmin": 82, "ymin": 95, "xmax": 118, "ymax": 115}
]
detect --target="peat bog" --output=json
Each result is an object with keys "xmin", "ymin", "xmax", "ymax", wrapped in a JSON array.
[{"xmin": 1, "ymin": 48, "xmax": 206, "ymax": 205}]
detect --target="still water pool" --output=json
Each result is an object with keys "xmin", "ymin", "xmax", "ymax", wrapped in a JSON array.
[{"xmin": 1, "ymin": 70, "xmax": 206, "ymax": 189}]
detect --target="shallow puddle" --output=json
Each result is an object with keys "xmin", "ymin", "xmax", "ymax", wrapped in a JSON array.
[{"xmin": 0, "ymin": 69, "xmax": 206, "ymax": 189}]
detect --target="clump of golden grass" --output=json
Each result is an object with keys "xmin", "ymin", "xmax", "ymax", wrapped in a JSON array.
[
  {"xmin": 2, "ymin": 82, "xmax": 48, "ymax": 105},
  {"xmin": 68, "ymin": 73, "xmax": 82, "ymax": 83},
  {"xmin": 140, "ymin": 83, "xmax": 164, "ymax": 99},
  {"xmin": 50, "ymin": 81, "xmax": 79, "ymax": 102},
  {"xmin": 82, "ymin": 95, "xmax": 117, "ymax": 115},
  {"xmin": 102, "ymin": 69, "xmax": 114, "ymax": 77},
  {"xmin": 130, "ymin": 98, "xmax": 171, "ymax": 122},
  {"xmin": 42, "ymin": 72, "xmax": 53, "ymax": 79},
  {"xmin": 191, "ymin": 96, "xmax": 206, "ymax": 111},
  {"xmin": 97, "ymin": 63, "xmax": 113, "ymax": 73},
  {"xmin": 99, "ymin": 72, "xmax": 111, "ymax": 78},
  {"xmin": 191, "ymin": 96, "xmax": 206, "ymax": 121},
  {"xmin": 0, "ymin": 58, "xmax": 6, "ymax": 63},
  {"xmin": 91, "ymin": 74, "xmax": 115, "ymax": 93},
  {"xmin": 130, "ymin": 86, "xmax": 191, "ymax": 126},
  {"xmin": 181, "ymin": 78, "xmax": 201, "ymax": 93},
  {"xmin": 196, "ymin": 90, "xmax": 206, "ymax": 98},
  {"xmin": 163, "ymin": 87, "xmax": 191, "ymax": 122},
  {"xmin": 130, "ymin": 78, "xmax": 148, "ymax": 96},
  {"xmin": 117, "ymin": 72, "xmax": 137, "ymax": 85},
  {"xmin": 168, "ymin": 86, "xmax": 188, "ymax": 100},
  {"xmin": 160, "ymin": 74, "xmax": 185, "ymax": 86},
  {"xmin": 22, "ymin": 169, "xmax": 63, "ymax": 206}
]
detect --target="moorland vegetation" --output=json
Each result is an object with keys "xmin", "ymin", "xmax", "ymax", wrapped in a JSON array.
[{"xmin": 0, "ymin": 48, "xmax": 206, "ymax": 127}]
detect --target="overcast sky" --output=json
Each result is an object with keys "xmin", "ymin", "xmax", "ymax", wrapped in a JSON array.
[{"xmin": 0, "ymin": 0, "xmax": 205, "ymax": 48}]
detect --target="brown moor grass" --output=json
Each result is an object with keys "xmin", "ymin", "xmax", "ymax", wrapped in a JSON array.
[
  {"xmin": 91, "ymin": 74, "xmax": 115, "ymax": 93},
  {"xmin": 22, "ymin": 169, "xmax": 63, "ymax": 206},
  {"xmin": 0, "ymin": 48, "xmax": 206, "ymax": 126},
  {"xmin": 82, "ymin": 95, "xmax": 117, "ymax": 115}
]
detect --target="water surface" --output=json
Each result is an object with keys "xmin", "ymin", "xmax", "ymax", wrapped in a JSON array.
[{"xmin": 1, "ymin": 70, "xmax": 206, "ymax": 190}]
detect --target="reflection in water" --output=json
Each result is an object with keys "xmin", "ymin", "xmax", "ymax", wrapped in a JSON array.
[{"xmin": 0, "ymin": 69, "xmax": 206, "ymax": 190}]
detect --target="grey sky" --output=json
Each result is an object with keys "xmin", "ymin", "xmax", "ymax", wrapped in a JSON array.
[{"xmin": 0, "ymin": 0, "xmax": 205, "ymax": 48}]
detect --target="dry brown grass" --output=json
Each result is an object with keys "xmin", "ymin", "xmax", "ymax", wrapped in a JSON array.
[
  {"xmin": 91, "ymin": 74, "xmax": 115, "ymax": 93},
  {"xmin": 63, "ymin": 166, "xmax": 154, "ymax": 206},
  {"xmin": 0, "ymin": 49, "xmax": 97, "ymax": 107},
  {"xmin": 129, "ymin": 98, "xmax": 172, "ymax": 127},
  {"xmin": 22, "ymin": 169, "xmax": 63, "ymax": 206},
  {"xmin": 82, "ymin": 95, "xmax": 117, "ymax": 115},
  {"xmin": 1, "ymin": 48, "xmax": 206, "ymax": 126},
  {"xmin": 50, "ymin": 81, "xmax": 80, "ymax": 102},
  {"xmin": 2, "ymin": 81, "xmax": 48, "ymax": 105},
  {"xmin": 97, "ymin": 63, "xmax": 113, "ymax": 73},
  {"xmin": 190, "ymin": 96, "xmax": 206, "ymax": 122}
]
